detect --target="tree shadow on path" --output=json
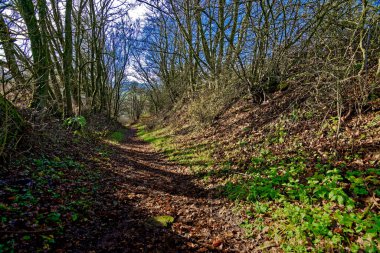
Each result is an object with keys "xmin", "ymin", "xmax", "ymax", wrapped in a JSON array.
[{"xmin": 65, "ymin": 127, "xmax": 246, "ymax": 253}]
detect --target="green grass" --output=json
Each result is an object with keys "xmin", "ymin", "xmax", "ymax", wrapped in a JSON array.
[
  {"xmin": 136, "ymin": 123, "xmax": 380, "ymax": 251},
  {"xmin": 136, "ymin": 124, "xmax": 214, "ymax": 174},
  {"xmin": 137, "ymin": 126, "xmax": 170, "ymax": 146},
  {"xmin": 108, "ymin": 131, "xmax": 125, "ymax": 143}
]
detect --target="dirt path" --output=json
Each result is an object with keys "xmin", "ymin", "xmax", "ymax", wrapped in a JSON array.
[{"xmin": 85, "ymin": 127, "xmax": 256, "ymax": 252}]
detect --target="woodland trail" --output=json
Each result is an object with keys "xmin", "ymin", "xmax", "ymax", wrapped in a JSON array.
[{"xmin": 84, "ymin": 127, "xmax": 256, "ymax": 252}]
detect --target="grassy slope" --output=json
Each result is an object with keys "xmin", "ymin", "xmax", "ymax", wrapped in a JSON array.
[
  {"xmin": 136, "ymin": 125, "xmax": 214, "ymax": 174},
  {"xmin": 136, "ymin": 95, "xmax": 380, "ymax": 252}
]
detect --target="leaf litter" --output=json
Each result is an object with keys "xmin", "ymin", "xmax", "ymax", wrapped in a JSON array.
[{"xmin": 1, "ymin": 122, "xmax": 255, "ymax": 252}]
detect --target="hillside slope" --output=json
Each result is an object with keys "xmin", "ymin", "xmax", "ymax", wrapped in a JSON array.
[{"xmin": 138, "ymin": 89, "xmax": 380, "ymax": 252}]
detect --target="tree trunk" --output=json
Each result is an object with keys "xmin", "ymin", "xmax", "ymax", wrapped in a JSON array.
[
  {"xmin": 63, "ymin": 0, "xmax": 73, "ymax": 115},
  {"xmin": 0, "ymin": 15, "xmax": 26, "ymax": 86},
  {"xmin": 17, "ymin": 0, "xmax": 49, "ymax": 109}
]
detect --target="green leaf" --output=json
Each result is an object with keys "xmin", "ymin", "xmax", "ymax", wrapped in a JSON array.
[
  {"xmin": 350, "ymin": 243, "xmax": 360, "ymax": 253},
  {"xmin": 0, "ymin": 203, "xmax": 8, "ymax": 211},
  {"xmin": 328, "ymin": 191, "xmax": 335, "ymax": 200},
  {"xmin": 71, "ymin": 213, "xmax": 78, "ymax": 222},
  {"xmin": 22, "ymin": 235, "xmax": 31, "ymax": 241},
  {"xmin": 353, "ymin": 187, "xmax": 368, "ymax": 196},
  {"xmin": 47, "ymin": 212, "xmax": 61, "ymax": 222},
  {"xmin": 41, "ymin": 234, "xmax": 55, "ymax": 244},
  {"xmin": 337, "ymin": 195, "xmax": 344, "ymax": 205}
]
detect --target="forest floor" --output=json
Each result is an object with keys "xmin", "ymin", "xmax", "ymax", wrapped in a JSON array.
[
  {"xmin": 89, "ymin": 127, "xmax": 255, "ymax": 252},
  {"xmin": 134, "ymin": 94, "xmax": 380, "ymax": 252},
  {"xmin": 0, "ymin": 125, "xmax": 254, "ymax": 252},
  {"xmin": 1, "ymin": 93, "xmax": 379, "ymax": 252}
]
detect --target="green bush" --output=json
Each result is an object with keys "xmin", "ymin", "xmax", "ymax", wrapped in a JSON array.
[{"xmin": 63, "ymin": 116, "xmax": 87, "ymax": 133}]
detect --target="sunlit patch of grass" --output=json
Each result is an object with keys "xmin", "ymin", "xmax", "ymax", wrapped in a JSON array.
[
  {"xmin": 136, "ymin": 125, "xmax": 170, "ymax": 147},
  {"xmin": 108, "ymin": 131, "xmax": 125, "ymax": 143},
  {"xmin": 135, "ymin": 124, "xmax": 214, "ymax": 173}
]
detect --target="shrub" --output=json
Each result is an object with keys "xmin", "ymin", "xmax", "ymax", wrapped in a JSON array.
[
  {"xmin": 188, "ymin": 80, "xmax": 243, "ymax": 125},
  {"xmin": 63, "ymin": 116, "xmax": 87, "ymax": 132}
]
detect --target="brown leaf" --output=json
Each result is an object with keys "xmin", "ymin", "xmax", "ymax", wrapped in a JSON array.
[{"xmin": 212, "ymin": 238, "xmax": 223, "ymax": 247}]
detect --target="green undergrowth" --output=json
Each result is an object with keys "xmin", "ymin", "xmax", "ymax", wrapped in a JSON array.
[
  {"xmin": 136, "ymin": 124, "xmax": 214, "ymax": 173},
  {"xmin": 136, "ymin": 116, "xmax": 379, "ymax": 252},
  {"xmin": 108, "ymin": 130, "xmax": 125, "ymax": 143},
  {"xmin": 0, "ymin": 156, "xmax": 102, "ymax": 252},
  {"xmin": 63, "ymin": 116, "xmax": 87, "ymax": 135},
  {"xmin": 224, "ymin": 150, "xmax": 380, "ymax": 252}
]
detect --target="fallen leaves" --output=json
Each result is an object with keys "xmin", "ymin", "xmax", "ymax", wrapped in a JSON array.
[{"xmin": 212, "ymin": 237, "xmax": 223, "ymax": 247}]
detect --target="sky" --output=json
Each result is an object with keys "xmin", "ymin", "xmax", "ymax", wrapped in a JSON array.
[
  {"xmin": 127, "ymin": 0, "xmax": 149, "ymax": 22},
  {"xmin": 125, "ymin": 1, "xmax": 150, "ymax": 82},
  {"xmin": 0, "ymin": 0, "xmax": 149, "ymax": 83}
]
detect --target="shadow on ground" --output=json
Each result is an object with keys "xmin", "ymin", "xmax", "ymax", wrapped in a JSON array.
[{"xmin": 62, "ymin": 127, "xmax": 225, "ymax": 253}]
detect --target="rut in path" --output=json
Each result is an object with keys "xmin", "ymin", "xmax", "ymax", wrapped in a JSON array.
[{"xmin": 81, "ymin": 127, "xmax": 257, "ymax": 252}]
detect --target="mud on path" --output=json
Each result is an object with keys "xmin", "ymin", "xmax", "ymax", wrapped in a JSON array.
[{"xmin": 78, "ymin": 127, "xmax": 256, "ymax": 252}]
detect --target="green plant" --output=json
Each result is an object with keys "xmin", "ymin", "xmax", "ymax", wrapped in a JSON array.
[
  {"xmin": 366, "ymin": 115, "xmax": 380, "ymax": 128},
  {"xmin": 240, "ymin": 219, "xmax": 255, "ymax": 237},
  {"xmin": 321, "ymin": 116, "xmax": 339, "ymax": 137},
  {"xmin": 254, "ymin": 201, "xmax": 269, "ymax": 214},
  {"xmin": 290, "ymin": 107, "xmax": 300, "ymax": 121},
  {"xmin": 47, "ymin": 212, "xmax": 61, "ymax": 223},
  {"xmin": 109, "ymin": 131, "xmax": 125, "ymax": 143},
  {"xmin": 270, "ymin": 124, "xmax": 287, "ymax": 144},
  {"xmin": 348, "ymin": 176, "xmax": 369, "ymax": 196},
  {"xmin": 303, "ymin": 110, "xmax": 314, "ymax": 120},
  {"xmin": 223, "ymin": 153, "xmax": 380, "ymax": 251},
  {"xmin": 63, "ymin": 116, "xmax": 87, "ymax": 134}
]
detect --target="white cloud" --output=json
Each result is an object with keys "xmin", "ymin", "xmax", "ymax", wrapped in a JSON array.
[
  {"xmin": 128, "ymin": 1, "xmax": 149, "ymax": 22},
  {"xmin": 126, "ymin": 65, "xmax": 143, "ymax": 83}
]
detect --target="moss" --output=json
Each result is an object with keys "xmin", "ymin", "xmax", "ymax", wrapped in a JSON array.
[
  {"xmin": 109, "ymin": 131, "xmax": 125, "ymax": 143},
  {"xmin": 148, "ymin": 215, "xmax": 174, "ymax": 227}
]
